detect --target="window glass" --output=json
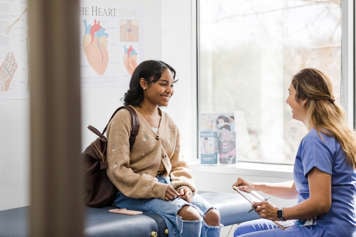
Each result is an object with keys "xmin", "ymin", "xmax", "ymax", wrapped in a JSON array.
[{"xmin": 198, "ymin": 0, "xmax": 341, "ymax": 164}]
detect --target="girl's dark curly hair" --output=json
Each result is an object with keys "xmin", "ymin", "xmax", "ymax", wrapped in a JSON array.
[{"xmin": 123, "ymin": 60, "xmax": 176, "ymax": 106}]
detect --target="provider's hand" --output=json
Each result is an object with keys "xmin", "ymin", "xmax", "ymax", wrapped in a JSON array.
[
  {"xmin": 177, "ymin": 186, "xmax": 193, "ymax": 202},
  {"xmin": 164, "ymin": 185, "xmax": 180, "ymax": 200},
  {"xmin": 233, "ymin": 177, "xmax": 255, "ymax": 192},
  {"xmin": 253, "ymin": 201, "xmax": 278, "ymax": 221}
]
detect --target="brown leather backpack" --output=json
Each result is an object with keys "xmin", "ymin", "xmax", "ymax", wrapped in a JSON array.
[{"xmin": 83, "ymin": 106, "xmax": 139, "ymax": 207}]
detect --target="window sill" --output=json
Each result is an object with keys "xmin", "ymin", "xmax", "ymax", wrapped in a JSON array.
[{"xmin": 189, "ymin": 161, "xmax": 293, "ymax": 178}]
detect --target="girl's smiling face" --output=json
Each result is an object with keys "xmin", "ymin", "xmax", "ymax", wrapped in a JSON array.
[{"xmin": 143, "ymin": 69, "xmax": 176, "ymax": 107}]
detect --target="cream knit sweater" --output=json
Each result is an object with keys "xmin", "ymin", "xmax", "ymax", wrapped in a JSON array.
[{"xmin": 106, "ymin": 106, "xmax": 196, "ymax": 199}]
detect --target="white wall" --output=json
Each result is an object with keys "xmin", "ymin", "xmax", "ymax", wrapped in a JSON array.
[
  {"xmin": 160, "ymin": 0, "xmax": 197, "ymax": 161},
  {"xmin": 0, "ymin": 100, "xmax": 29, "ymax": 210}
]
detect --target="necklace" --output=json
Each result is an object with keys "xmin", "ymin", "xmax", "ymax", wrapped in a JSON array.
[{"xmin": 137, "ymin": 107, "xmax": 162, "ymax": 140}]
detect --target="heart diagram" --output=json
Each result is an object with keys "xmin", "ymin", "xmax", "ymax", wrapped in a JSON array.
[{"xmin": 83, "ymin": 19, "xmax": 109, "ymax": 75}]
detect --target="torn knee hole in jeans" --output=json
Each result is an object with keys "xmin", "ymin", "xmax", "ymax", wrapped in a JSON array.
[
  {"xmin": 203, "ymin": 207, "xmax": 221, "ymax": 225},
  {"xmin": 178, "ymin": 204, "xmax": 201, "ymax": 221}
]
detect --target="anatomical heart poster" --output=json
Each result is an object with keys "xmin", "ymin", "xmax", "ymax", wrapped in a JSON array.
[{"xmin": 80, "ymin": 0, "xmax": 152, "ymax": 87}]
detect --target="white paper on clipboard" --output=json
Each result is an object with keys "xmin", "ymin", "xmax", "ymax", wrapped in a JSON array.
[
  {"xmin": 233, "ymin": 186, "xmax": 297, "ymax": 229},
  {"xmin": 232, "ymin": 186, "xmax": 265, "ymax": 203}
]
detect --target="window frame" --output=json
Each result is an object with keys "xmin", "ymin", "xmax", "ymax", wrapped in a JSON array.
[
  {"xmin": 341, "ymin": 0, "xmax": 355, "ymax": 129},
  {"xmin": 195, "ymin": 0, "xmax": 355, "ymax": 167}
]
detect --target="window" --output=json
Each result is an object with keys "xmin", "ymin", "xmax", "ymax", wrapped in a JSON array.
[{"xmin": 198, "ymin": 0, "xmax": 352, "ymax": 164}]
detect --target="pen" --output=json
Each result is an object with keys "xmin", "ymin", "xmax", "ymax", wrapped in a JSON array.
[{"xmin": 247, "ymin": 197, "xmax": 270, "ymax": 213}]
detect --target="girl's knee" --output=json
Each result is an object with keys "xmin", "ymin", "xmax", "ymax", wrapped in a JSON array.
[
  {"xmin": 178, "ymin": 205, "xmax": 201, "ymax": 221},
  {"xmin": 204, "ymin": 208, "xmax": 220, "ymax": 226}
]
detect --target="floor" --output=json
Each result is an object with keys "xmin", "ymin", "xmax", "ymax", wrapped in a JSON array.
[{"xmin": 221, "ymin": 224, "xmax": 238, "ymax": 237}]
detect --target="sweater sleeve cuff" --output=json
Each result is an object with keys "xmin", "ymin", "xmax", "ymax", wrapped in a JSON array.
[
  {"xmin": 152, "ymin": 182, "xmax": 168, "ymax": 199},
  {"xmin": 172, "ymin": 181, "xmax": 196, "ymax": 194}
]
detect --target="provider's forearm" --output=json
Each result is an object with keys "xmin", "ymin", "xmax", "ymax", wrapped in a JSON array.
[{"xmin": 254, "ymin": 181, "xmax": 297, "ymax": 199}]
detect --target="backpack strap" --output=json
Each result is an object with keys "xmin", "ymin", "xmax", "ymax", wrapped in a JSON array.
[
  {"xmin": 101, "ymin": 105, "xmax": 140, "ymax": 149},
  {"xmin": 87, "ymin": 125, "xmax": 104, "ymax": 139},
  {"xmin": 125, "ymin": 106, "xmax": 140, "ymax": 150}
]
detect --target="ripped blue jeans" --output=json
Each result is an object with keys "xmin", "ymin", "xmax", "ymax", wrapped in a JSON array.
[{"xmin": 113, "ymin": 176, "xmax": 221, "ymax": 237}]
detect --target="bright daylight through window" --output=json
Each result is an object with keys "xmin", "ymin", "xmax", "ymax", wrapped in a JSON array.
[{"xmin": 198, "ymin": 0, "xmax": 342, "ymax": 165}]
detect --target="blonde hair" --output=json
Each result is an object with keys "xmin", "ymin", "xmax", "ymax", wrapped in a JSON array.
[{"xmin": 292, "ymin": 68, "xmax": 356, "ymax": 168}]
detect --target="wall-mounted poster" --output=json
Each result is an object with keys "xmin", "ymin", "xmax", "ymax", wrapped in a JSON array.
[
  {"xmin": 199, "ymin": 113, "xmax": 237, "ymax": 164},
  {"xmin": 0, "ymin": 1, "xmax": 28, "ymax": 100},
  {"xmin": 80, "ymin": 0, "xmax": 153, "ymax": 88},
  {"xmin": 0, "ymin": 0, "xmax": 161, "ymax": 99}
]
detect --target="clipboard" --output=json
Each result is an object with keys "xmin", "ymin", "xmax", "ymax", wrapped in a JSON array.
[
  {"xmin": 232, "ymin": 186, "xmax": 296, "ymax": 229},
  {"xmin": 232, "ymin": 186, "xmax": 265, "ymax": 203}
]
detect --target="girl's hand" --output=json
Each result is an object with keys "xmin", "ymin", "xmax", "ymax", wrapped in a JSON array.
[
  {"xmin": 177, "ymin": 186, "xmax": 193, "ymax": 202},
  {"xmin": 164, "ymin": 185, "xmax": 179, "ymax": 200},
  {"xmin": 253, "ymin": 201, "xmax": 278, "ymax": 221}
]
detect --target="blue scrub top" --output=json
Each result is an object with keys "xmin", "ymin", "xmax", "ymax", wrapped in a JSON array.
[{"xmin": 294, "ymin": 129, "xmax": 356, "ymax": 236}]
